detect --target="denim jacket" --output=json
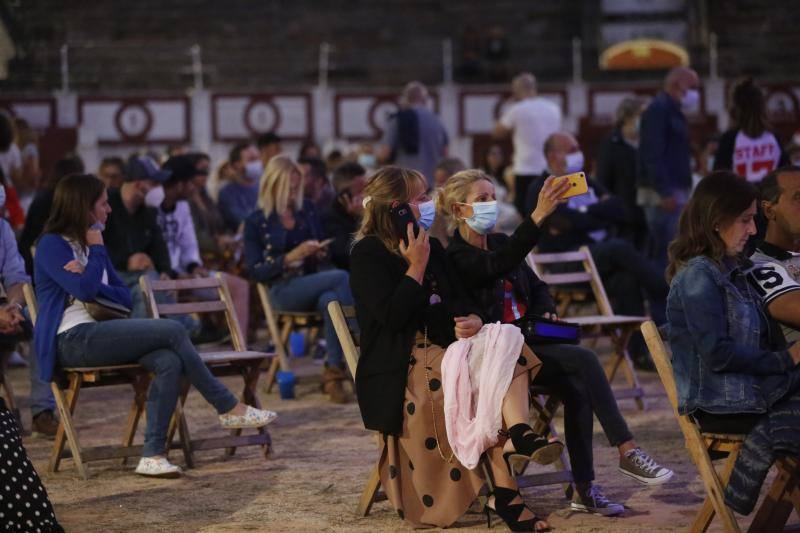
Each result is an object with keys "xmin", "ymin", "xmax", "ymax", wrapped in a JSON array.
[
  {"xmin": 243, "ymin": 199, "xmax": 324, "ymax": 285},
  {"xmin": 667, "ymin": 256, "xmax": 795, "ymax": 416}
]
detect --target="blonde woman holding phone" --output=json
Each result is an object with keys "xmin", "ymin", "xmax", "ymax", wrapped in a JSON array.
[{"xmin": 243, "ymin": 155, "xmax": 354, "ymax": 403}]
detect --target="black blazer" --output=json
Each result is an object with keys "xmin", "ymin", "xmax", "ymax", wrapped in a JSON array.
[
  {"xmin": 321, "ymin": 201, "xmax": 358, "ymax": 271},
  {"xmin": 447, "ymin": 217, "xmax": 556, "ymax": 324},
  {"xmin": 349, "ymin": 235, "xmax": 481, "ymax": 435}
]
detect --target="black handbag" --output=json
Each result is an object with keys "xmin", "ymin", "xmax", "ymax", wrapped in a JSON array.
[
  {"xmin": 513, "ymin": 314, "xmax": 581, "ymax": 346},
  {"xmin": 83, "ymin": 297, "xmax": 131, "ymax": 321}
]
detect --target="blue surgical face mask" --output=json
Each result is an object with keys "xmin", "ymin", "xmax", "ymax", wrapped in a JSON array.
[
  {"xmin": 463, "ymin": 201, "xmax": 498, "ymax": 235},
  {"xmin": 245, "ymin": 160, "xmax": 264, "ymax": 182},
  {"xmin": 565, "ymin": 151, "xmax": 584, "ymax": 173},
  {"xmin": 357, "ymin": 153, "xmax": 376, "ymax": 168},
  {"xmin": 416, "ymin": 199, "xmax": 436, "ymax": 230}
]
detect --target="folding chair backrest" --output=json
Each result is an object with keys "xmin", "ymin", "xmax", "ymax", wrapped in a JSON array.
[
  {"xmin": 139, "ymin": 274, "xmax": 247, "ymax": 351},
  {"xmin": 23, "ymin": 283, "xmax": 38, "ymax": 325},
  {"xmin": 527, "ymin": 245, "xmax": 614, "ymax": 316},
  {"xmin": 640, "ymin": 320, "xmax": 680, "ymax": 414},
  {"xmin": 327, "ymin": 300, "xmax": 359, "ymax": 378}
]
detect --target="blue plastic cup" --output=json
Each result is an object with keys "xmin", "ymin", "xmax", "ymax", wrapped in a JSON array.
[
  {"xmin": 289, "ymin": 332, "xmax": 305, "ymax": 357},
  {"xmin": 276, "ymin": 370, "xmax": 296, "ymax": 400}
]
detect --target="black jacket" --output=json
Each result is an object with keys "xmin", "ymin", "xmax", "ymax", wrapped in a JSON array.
[
  {"xmin": 18, "ymin": 189, "xmax": 54, "ymax": 276},
  {"xmin": 447, "ymin": 218, "xmax": 555, "ymax": 324},
  {"xmin": 104, "ymin": 188, "xmax": 171, "ymax": 274},
  {"xmin": 524, "ymin": 171, "xmax": 630, "ymax": 252},
  {"xmin": 596, "ymin": 128, "xmax": 638, "ymax": 209},
  {"xmin": 321, "ymin": 201, "xmax": 358, "ymax": 271},
  {"xmin": 595, "ymin": 129, "xmax": 649, "ymax": 248},
  {"xmin": 349, "ymin": 235, "xmax": 481, "ymax": 435}
]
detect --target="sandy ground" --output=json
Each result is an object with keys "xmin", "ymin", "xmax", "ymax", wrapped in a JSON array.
[{"xmin": 5, "ymin": 351, "xmax": 799, "ymax": 533}]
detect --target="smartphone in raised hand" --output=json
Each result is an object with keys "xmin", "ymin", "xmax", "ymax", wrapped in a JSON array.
[
  {"xmin": 557, "ymin": 172, "xmax": 589, "ymax": 199},
  {"xmin": 389, "ymin": 203, "xmax": 419, "ymax": 245}
]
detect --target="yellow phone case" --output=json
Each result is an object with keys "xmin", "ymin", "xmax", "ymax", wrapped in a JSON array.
[{"xmin": 558, "ymin": 172, "xmax": 589, "ymax": 198}]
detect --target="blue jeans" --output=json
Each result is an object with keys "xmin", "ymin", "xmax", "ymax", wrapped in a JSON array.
[
  {"xmin": 57, "ymin": 319, "xmax": 238, "ymax": 457},
  {"xmin": 269, "ymin": 270, "xmax": 353, "ymax": 367},
  {"xmin": 0, "ymin": 311, "xmax": 55, "ymax": 417}
]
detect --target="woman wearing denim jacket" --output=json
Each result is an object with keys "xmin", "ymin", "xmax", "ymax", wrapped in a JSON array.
[
  {"xmin": 243, "ymin": 155, "xmax": 354, "ymax": 403},
  {"xmin": 666, "ymin": 171, "xmax": 800, "ymax": 514}
]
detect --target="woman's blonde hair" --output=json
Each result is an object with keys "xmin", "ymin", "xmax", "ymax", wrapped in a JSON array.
[
  {"xmin": 353, "ymin": 166, "xmax": 427, "ymax": 255},
  {"xmin": 258, "ymin": 154, "xmax": 304, "ymax": 215},
  {"xmin": 437, "ymin": 169, "xmax": 493, "ymax": 233}
]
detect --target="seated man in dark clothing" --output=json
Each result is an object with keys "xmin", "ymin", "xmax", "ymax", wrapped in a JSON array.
[
  {"xmin": 19, "ymin": 156, "xmax": 85, "ymax": 275},
  {"xmin": 321, "ymin": 162, "xmax": 366, "ymax": 271},
  {"xmin": 524, "ymin": 132, "xmax": 668, "ymax": 367},
  {"xmin": 103, "ymin": 155, "xmax": 173, "ymax": 318}
]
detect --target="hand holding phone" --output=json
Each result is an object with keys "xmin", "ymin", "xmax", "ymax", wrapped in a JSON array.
[
  {"xmin": 531, "ymin": 175, "xmax": 573, "ymax": 226},
  {"xmin": 556, "ymin": 172, "xmax": 589, "ymax": 199},
  {"xmin": 390, "ymin": 203, "xmax": 419, "ymax": 246}
]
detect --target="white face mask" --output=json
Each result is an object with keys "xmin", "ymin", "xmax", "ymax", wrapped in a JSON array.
[
  {"xmin": 681, "ymin": 88, "xmax": 700, "ymax": 111},
  {"xmin": 564, "ymin": 151, "xmax": 585, "ymax": 173},
  {"xmin": 245, "ymin": 160, "xmax": 264, "ymax": 183},
  {"xmin": 144, "ymin": 185, "xmax": 165, "ymax": 208}
]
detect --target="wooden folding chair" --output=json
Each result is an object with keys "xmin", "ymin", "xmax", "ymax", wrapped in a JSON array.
[
  {"xmin": 642, "ymin": 320, "xmax": 800, "ymax": 533},
  {"xmin": 528, "ymin": 246, "xmax": 647, "ymax": 409},
  {"xmin": 257, "ymin": 282, "xmax": 324, "ymax": 393},
  {"xmin": 23, "ymin": 283, "xmax": 182, "ymax": 480},
  {"xmin": 327, "ymin": 300, "xmax": 573, "ymax": 517},
  {"xmin": 140, "ymin": 274, "xmax": 274, "ymax": 462},
  {"xmin": 327, "ymin": 300, "xmax": 385, "ymax": 517}
]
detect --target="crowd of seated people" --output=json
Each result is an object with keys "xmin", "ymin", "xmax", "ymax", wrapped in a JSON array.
[{"xmin": 2, "ymin": 70, "xmax": 800, "ymax": 531}]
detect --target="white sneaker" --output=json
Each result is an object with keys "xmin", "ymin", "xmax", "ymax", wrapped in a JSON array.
[
  {"xmin": 135, "ymin": 457, "xmax": 183, "ymax": 479},
  {"xmin": 219, "ymin": 405, "xmax": 278, "ymax": 429}
]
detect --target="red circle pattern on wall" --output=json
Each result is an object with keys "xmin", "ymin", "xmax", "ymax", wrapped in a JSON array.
[
  {"xmin": 243, "ymin": 98, "xmax": 282, "ymax": 136},
  {"xmin": 113, "ymin": 101, "xmax": 154, "ymax": 143}
]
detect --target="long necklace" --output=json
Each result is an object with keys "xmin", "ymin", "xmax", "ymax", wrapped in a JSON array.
[{"xmin": 423, "ymin": 326, "xmax": 455, "ymax": 463}]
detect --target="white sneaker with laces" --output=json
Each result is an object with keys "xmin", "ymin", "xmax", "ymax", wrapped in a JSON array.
[
  {"xmin": 135, "ymin": 457, "xmax": 182, "ymax": 478},
  {"xmin": 219, "ymin": 405, "xmax": 278, "ymax": 429}
]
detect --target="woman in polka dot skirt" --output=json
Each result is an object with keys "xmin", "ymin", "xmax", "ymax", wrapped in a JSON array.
[
  {"xmin": 0, "ymin": 397, "xmax": 64, "ymax": 532},
  {"xmin": 350, "ymin": 167, "xmax": 561, "ymax": 531}
]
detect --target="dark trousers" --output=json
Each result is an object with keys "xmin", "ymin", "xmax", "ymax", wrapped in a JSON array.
[
  {"xmin": 531, "ymin": 343, "xmax": 634, "ymax": 482},
  {"xmin": 589, "ymin": 238, "xmax": 668, "ymax": 324}
]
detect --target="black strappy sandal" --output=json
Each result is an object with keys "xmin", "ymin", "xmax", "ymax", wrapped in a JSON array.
[
  {"xmin": 502, "ymin": 423, "xmax": 564, "ymax": 475},
  {"xmin": 484, "ymin": 486, "xmax": 551, "ymax": 532}
]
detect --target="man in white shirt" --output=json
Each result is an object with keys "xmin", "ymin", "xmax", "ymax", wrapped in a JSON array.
[
  {"xmin": 494, "ymin": 72, "xmax": 562, "ymax": 215},
  {"xmin": 158, "ymin": 155, "xmax": 252, "ymax": 338}
]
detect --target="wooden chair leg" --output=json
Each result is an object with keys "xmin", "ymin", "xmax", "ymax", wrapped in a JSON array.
[
  {"xmin": 120, "ymin": 374, "xmax": 151, "ymax": 466},
  {"xmin": 748, "ymin": 457, "xmax": 800, "ymax": 533},
  {"xmin": 357, "ymin": 461, "xmax": 382, "ymax": 517},
  {"xmin": 225, "ymin": 362, "xmax": 267, "ymax": 458},
  {"xmin": 49, "ymin": 375, "xmax": 87, "ymax": 479},
  {"xmin": 689, "ymin": 444, "xmax": 741, "ymax": 533},
  {"xmin": 265, "ymin": 319, "xmax": 294, "ymax": 393}
]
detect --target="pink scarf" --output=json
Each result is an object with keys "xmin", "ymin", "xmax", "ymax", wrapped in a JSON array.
[{"xmin": 440, "ymin": 322, "xmax": 524, "ymax": 469}]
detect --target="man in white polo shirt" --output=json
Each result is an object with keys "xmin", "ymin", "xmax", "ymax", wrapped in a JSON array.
[
  {"xmin": 746, "ymin": 166, "xmax": 800, "ymax": 341},
  {"xmin": 494, "ymin": 72, "xmax": 562, "ymax": 216}
]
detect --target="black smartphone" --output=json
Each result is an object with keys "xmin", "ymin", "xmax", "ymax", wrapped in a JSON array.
[{"xmin": 389, "ymin": 203, "xmax": 419, "ymax": 245}]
